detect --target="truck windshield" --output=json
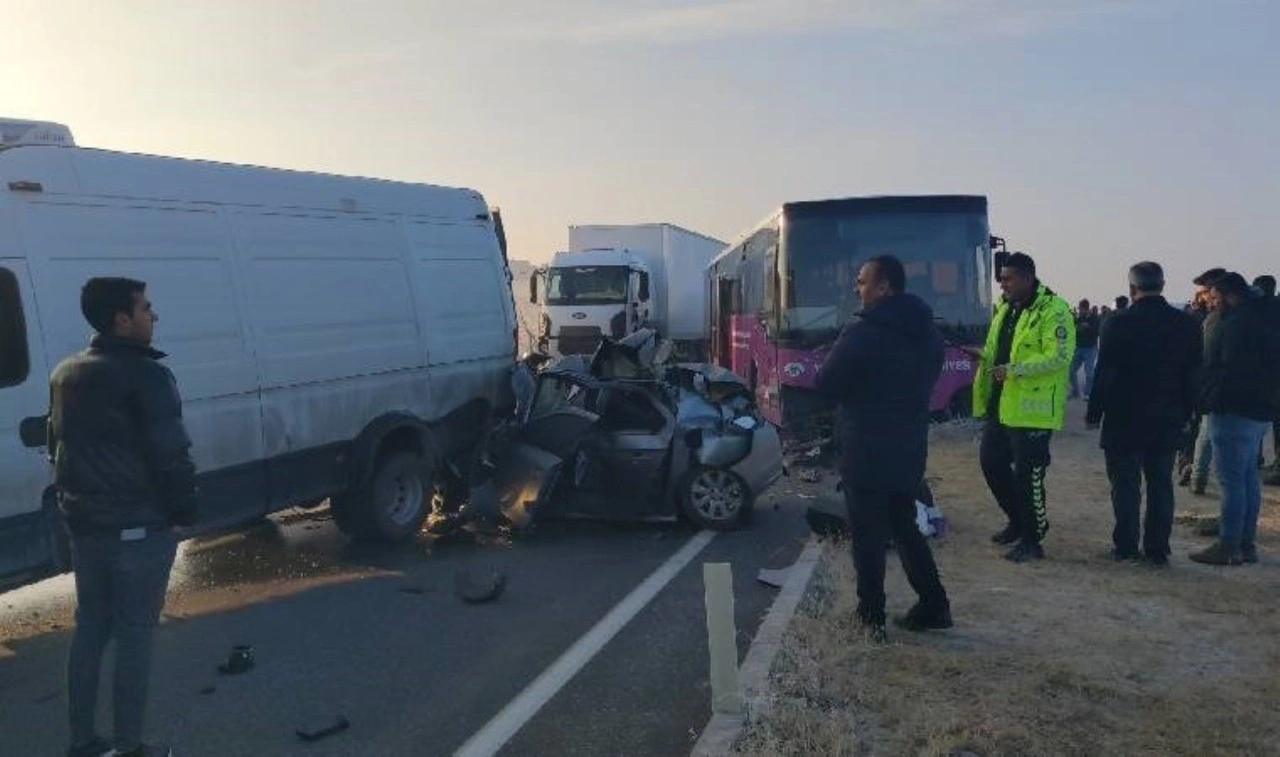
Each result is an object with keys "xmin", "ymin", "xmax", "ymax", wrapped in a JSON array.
[
  {"xmin": 547, "ymin": 266, "xmax": 629, "ymax": 306},
  {"xmin": 780, "ymin": 211, "xmax": 990, "ymax": 348}
]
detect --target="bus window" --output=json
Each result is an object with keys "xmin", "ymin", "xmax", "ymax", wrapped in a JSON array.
[{"xmin": 0, "ymin": 267, "xmax": 31, "ymax": 387}]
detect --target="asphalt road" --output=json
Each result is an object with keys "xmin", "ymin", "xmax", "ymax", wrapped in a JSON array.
[{"xmin": 0, "ymin": 478, "xmax": 823, "ymax": 756}]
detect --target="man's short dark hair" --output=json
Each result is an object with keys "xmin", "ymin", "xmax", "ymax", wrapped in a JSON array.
[
  {"xmin": 866, "ymin": 255, "xmax": 906, "ymax": 293},
  {"xmin": 1115, "ymin": 295, "xmax": 1130, "ymax": 309},
  {"xmin": 1253, "ymin": 274, "xmax": 1276, "ymax": 297},
  {"xmin": 1002, "ymin": 252, "xmax": 1036, "ymax": 277},
  {"xmin": 1193, "ymin": 267, "xmax": 1227, "ymax": 287},
  {"xmin": 1128, "ymin": 262, "xmax": 1165, "ymax": 293},
  {"xmin": 81, "ymin": 277, "xmax": 146, "ymax": 335},
  {"xmin": 1211, "ymin": 272, "xmax": 1250, "ymax": 299}
]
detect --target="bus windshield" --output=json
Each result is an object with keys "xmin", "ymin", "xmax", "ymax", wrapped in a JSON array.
[
  {"xmin": 546, "ymin": 266, "xmax": 629, "ymax": 306},
  {"xmin": 780, "ymin": 210, "xmax": 990, "ymax": 346}
]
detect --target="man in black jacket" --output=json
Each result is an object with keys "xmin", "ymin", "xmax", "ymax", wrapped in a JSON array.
[
  {"xmin": 1086, "ymin": 263, "xmax": 1201, "ymax": 565},
  {"xmin": 50, "ymin": 277, "xmax": 198, "ymax": 757},
  {"xmin": 816, "ymin": 255, "xmax": 950, "ymax": 643},
  {"xmin": 1190, "ymin": 273, "xmax": 1280, "ymax": 566}
]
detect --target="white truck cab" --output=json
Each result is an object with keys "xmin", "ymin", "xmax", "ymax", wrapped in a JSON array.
[{"xmin": 530, "ymin": 247, "xmax": 652, "ymax": 356}]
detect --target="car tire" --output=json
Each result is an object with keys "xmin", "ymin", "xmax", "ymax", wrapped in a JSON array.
[
  {"xmin": 333, "ymin": 451, "xmax": 433, "ymax": 541},
  {"xmin": 680, "ymin": 466, "xmax": 752, "ymax": 531}
]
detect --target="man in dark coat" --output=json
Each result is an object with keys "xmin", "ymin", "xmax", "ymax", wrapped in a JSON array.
[
  {"xmin": 1086, "ymin": 263, "xmax": 1201, "ymax": 565},
  {"xmin": 816, "ymin": 255, "xmax": 950, "ymax": 642}
]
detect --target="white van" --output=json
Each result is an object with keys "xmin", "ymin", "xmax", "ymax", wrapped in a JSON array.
[{"xmin": 0, "ymin": 121, "xmax": 517, "ymax": 591}]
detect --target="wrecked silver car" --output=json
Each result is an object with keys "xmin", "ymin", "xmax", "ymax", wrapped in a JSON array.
[{"xmin": 484, "ymin": 331, "xmax": 784, "ymax": 530}]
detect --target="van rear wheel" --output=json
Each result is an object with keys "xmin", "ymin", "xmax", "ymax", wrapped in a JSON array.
[{"xmin": 333, "ymin": 451, "xmax": 434, "ymax": 541}]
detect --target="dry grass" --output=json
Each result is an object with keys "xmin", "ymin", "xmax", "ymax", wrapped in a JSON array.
[{"xmin": 739, "ymin": 413, "xmax": 1280, "ymax": 757}]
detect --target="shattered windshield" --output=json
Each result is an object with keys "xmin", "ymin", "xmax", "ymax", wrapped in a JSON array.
[{"xmin": 546, "ymin": 266, "xmax": 629, "ymax": 306}]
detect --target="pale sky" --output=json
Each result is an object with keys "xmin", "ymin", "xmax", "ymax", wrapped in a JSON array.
[{"xmin": 6, "ymin": 0, "xmax": 1277, "ymax": 303}]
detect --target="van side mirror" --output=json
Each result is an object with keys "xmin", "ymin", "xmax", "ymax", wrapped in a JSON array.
[
  {"xmin": 638, "ymin": 272, "xmax": 650, "ymax": 301},
  {"xmin": 20, "ymin": 415, "xmax": 47, "ymax": 448},
  {"xmin": 529, "ymin": 273, "xmax": 538, "ymax": 304}
]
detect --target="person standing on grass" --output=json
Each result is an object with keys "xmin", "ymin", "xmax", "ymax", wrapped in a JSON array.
[
  {"xmin": 1086, "ymin": 263, "xmax": 1201, "ymax": 565},
  {"xmin": 50, "ymin": 278, "xmax": 198, "ymax": 757},
  {"xmin": 969, "ymin": 253, "xmax": 1075, "ymax": 563},
  {"xmin": 816, "ymin": 254, "xmax": 951, "ymax": 644},
  {"xmin": 1182, "ymin": 268, "xmax": 1229, "ymax": 495},
  {"xmin": 1190, "ymin": 273, "xmax": 1280, "ymax": 566},
  {"xmin": 1069, "ymin": 298, "xmax": 1100, "ymax": 400}
]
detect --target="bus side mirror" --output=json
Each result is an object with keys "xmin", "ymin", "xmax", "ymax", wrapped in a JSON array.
[
  {"xmin": 993, "ymin": 250, "xmax": 1009, "ymax": 281},
  {"xmin": 638, "ymin": 272, "xmax": 650, "ymax": 301},
  {"xmin": 529, "ymin": 273, "xmax": 538, "ymax": 304}
]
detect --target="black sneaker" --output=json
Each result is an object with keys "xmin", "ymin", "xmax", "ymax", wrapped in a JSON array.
[
  {"xmin": 1004, "ymin": 542, "xmax": 1045, "ymax": 563},
  {"xmin": 1109, "ymin": 548, "xmax": 1141, "ymax": 563},
  {"xmin": 990, "ymin": 524, "xmax": 1019, "ymax": 546},
  {"xmin": 893, "ymin": 601, "xmax": 953, "ymax": 632},
  {"xmin": 1189, "ymin": 541, "xmax": 1242, "ymax": 566},
  {"xmin": 66, "ymin": 738, "xmax": 111, "ymax": 757},
  {"xmin": 1241, "ymin": 544, "xmax": 1258, "ymax": 564},
  {"xmin": 1143, "ymin": 552, "xmax": 1170, "ymax": 568}
]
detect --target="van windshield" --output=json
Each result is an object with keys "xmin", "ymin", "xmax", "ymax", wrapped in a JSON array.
[{"xmin": 546, "ymin": 266, "xmax": 629, "ymax": 306}]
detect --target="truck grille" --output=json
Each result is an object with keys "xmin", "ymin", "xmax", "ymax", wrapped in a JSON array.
[{"xmin": 558, "ymin": 326, "xmax": 604, "ymax": 355}]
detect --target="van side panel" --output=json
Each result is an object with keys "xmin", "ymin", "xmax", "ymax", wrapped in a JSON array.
[
  {"xmin": 16, "ymin": 199, "xmax": 270, "ymax": 526},
  {"xmin": 405, "ymin": 220, "xmax": 513, "ymax": 365},
  {"xmin": 228, "ymin": 209, "xmax": 436, "ymax": 505}
]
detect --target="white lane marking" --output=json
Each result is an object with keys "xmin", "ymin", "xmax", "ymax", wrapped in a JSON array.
[{"xmin": 454, "ymin": 530, "xmax": 719, "ymax": 757}]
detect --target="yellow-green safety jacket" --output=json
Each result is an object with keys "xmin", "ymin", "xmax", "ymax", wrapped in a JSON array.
[{"xmin": 973, "ymin": 283, "xmax": 1076, "ymax": 430}]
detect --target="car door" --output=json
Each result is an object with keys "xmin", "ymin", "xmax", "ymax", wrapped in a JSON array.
[{"xmin": 585, "ymin": 382, "xmax": 674, "ymax": 518}]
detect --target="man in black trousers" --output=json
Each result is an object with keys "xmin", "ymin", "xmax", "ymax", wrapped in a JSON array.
[
  {"xmin": 1086, "ymin": 262, "xmax": 1201, "ymax": 565},
  {"xmin": 816, "ymin": 255, "xmax": 951, "ymax": 643}
]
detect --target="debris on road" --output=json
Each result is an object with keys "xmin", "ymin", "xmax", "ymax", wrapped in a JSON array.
[
  {"xmin": 756, "ymin": 568, "xmax": 790, "ymax": 589},
  {"xmin": 217, "ymin": 645, "xmax": 255, "ymax": 676},
  {"xmin": 796, "ymin": 469, "xmax": 822, "ymax": 484},
  {"xmin": 296, "ymin": 715, "xmax": 350, "ymax": 743},
  {"xmin": 455, "ymin": 568, "xmax": 507, "ymax": 604}
]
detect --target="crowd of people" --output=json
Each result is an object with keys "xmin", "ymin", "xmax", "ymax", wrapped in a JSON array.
[{"xmin": 817, "ymin": 252, "xmax": 1279, "ymax": 642}]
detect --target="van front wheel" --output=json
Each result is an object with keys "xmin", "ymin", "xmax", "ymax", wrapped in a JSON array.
[{"xmin": 333, "ymin": 451, "xmax": 434, "ymax": 541}]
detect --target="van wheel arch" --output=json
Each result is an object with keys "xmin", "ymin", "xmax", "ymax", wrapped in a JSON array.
[{"xmin": 334, "ymin": 414, "xmax": 439, "ymax": 540}]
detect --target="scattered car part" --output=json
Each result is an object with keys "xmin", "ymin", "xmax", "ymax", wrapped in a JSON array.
[
  {"xmin": 296, "ymin": 716, "xmax": 350, "ymax": 743},
  {"xmin": 455, "ymin": 568, "xmax": 507, "ymax": 604},
  {"xmin": 217, "ymin": 645, "xmax": 254, "ymax": 676}
]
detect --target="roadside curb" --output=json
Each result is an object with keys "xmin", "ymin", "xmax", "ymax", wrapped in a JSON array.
[{"xmin": 691, "ymin": 536, "xmax": 825, "ymax": 757}]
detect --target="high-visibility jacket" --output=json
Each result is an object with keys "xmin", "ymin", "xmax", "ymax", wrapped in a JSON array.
[{"xmin": 973, "ymin": 283, "xmax": 1076, "ymax": 430}]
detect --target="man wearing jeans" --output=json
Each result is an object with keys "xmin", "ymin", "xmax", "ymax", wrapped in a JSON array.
[
  {"xmin": 1086, "ymin": 263, "xmax": 1201, "ymax": 565},
  {"xmin": 1182, "ymin": 268, "xmax": 1228, "ymax": 494},
  {"xmin": 816, "ymin": 255, "xmax": 950, "ymax": 643},
  {"xmin": 49, "ymin": 278, "xmax": 199, "ymax": 757},
  {"xmin": 1069, "ymin": 299, "xmax": 1099, "ymax": 400},
  {"xmin": 1191, "ymin": 273, "xmax": 1279, "ymax": 566}
]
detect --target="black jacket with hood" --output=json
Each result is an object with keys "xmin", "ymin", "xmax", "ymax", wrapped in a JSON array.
[
  {"xmin": 815, "ymin": 293, "xmax": 944, "ymax": 494},
  {"xmin": 48, "ymin": 334, "xmax": 200, "ymax": 534}
]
